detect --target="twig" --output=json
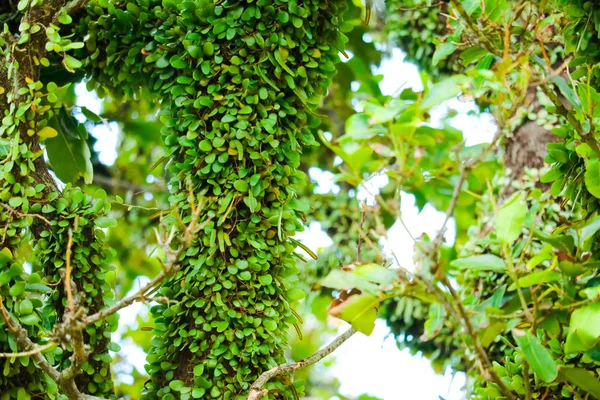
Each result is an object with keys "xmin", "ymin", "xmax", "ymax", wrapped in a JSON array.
[
  {"xmin": 0, "ymin": 342, "xmax": 56, "ymax": 358},
  {"xmin": 86, "ymin": 199, "xmax": 206, "ymax": 326},
  {"xmin": 436, "ymin": 276, "xmax": 516, "ymax": 400},
  {"xmin": 357, "ymin": 203, "xmax": 366, "ymax": 263},
  {"xmin": 0, "ymin": 294, "xmax": 15, "ymax": 332},
  {"xmin": 85, "ymin": 268, "xmax": 172, "ymax": 325},
  {"xmin": 449, "ymin": 0, "xmax": 500, "ymax": 56},
  {"xmin": 0, "ymin": 201, "xmax": 52, "ymax": 226},
  {"xmin": 93, "ymin": 174, "xmax": 165, "ymax": 195},
  {"xmin": 247, "ymin": 327, "xmax": 356, "ymax": 400},
  {"xmin": 61, "ymin": 317, "xmax": 87, "ymax": 381},
  {"xmin": 418, "ymin": 130, "xmax": 515, "ymax": 398},
  {"xmin": 1, "ymin": 301, "xmax": 104, "ymax": 400},
  {"xmin": 436, "ymin": 167, "xmax": 468, "ymax": 246}
]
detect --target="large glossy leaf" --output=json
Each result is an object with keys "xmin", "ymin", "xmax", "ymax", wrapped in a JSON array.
[
  {"xmin": 513, "ymin": 330, "xmax": 558, "ymax": 382},
  {"xmin": 45, "ymin": 108, "xmax": 93, "ymax": 184},
  {"xmin": 508, "ymin": 270, "xmax": 560, "ymax": 291},
  {"xmin": 496, "ymin": 193, "xmax": 527, "ymax": 242},
  {"xmin": 352, "ymin": 264, "xmax": 398, "ymax": 285},
  {"xmin": 565, "ymin": 302, "xmax": 600, "ymax": 354}
]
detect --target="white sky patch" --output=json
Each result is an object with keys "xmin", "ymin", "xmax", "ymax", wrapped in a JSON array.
[
  {"xmin": 111, "ymin": 276, "xmax": 151, "ymax": 380},
  {"xmin": 429, "ymin": 98, "xmax": 497, "ymax": 146},
  {"xmin": 357, "ymin": 172, "xmax": 389, "ymax": 205},
  {"xmin": 379, "ymin": 192, "xmax": 456, "ymax": 272},
  {"xmin": 295, "ymin": 221, "xmax": 334, "ymax": 251},
  {"xmin": 90, "ymin": 122, "xmax": 120, "ymax": 166},
  {"xmin": 375, "ymin": 48, "xmax": 423, "ymax": 96},
  {"xmin": 75, "ymin": 83, "xmax": 120, "ymax": 166},
  {"xmin": 309, "ymin": 167, "xmax": 340, "ymax": 195},
  {"xmin": 334, "ymin": 321, "xmax": 466, "ymax": 400},
  {"xmin": 75, "ymin": 83, "xmax": 102, "ymax": 115}
]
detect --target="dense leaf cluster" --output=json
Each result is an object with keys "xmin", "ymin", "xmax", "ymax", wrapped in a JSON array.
[{"xmin": 76, "ymin": 0, "xmax": 347, "ymax": 398}]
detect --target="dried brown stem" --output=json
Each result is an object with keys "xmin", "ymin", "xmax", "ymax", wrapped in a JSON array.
[
  {"xmin": 0, "ymin": 294, "xmax": 15, "ymax": 332},
  {"xmin": 0, "ymin": 202, "xmax": 52, "ymax": 226}
]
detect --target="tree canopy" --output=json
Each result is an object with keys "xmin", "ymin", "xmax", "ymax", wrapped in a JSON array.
[{"xmin": 1, "ymin": 0, "xmax": 600, "ymax": 399}]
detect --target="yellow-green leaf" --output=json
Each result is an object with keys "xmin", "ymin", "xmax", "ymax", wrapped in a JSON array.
[{"xmin": 37, "ymin": 126, "xmax": 57, "ymax": 139}]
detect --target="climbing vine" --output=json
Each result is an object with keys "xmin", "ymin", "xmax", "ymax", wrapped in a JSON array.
[{"xmin": 1, "ymin": 0, "xmax": 348, "ymax": 399}]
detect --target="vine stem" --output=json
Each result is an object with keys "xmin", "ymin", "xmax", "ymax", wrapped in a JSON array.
[
  {"xmin": 247, "ymin": 327, "xmax": 356, "ymax": 400},
  {"xmin": 0, "ymin": 342, "xmax": 56, "ymax": 358}
]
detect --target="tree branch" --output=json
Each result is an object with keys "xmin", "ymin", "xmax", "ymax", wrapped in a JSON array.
[
  {"xmin": 0, "ymin": 293, "xmax": 104, "ymax": 400},
  {"xmin": 247, "ymin": 327, "xmax": 356, "ymax": 400},
  {"xmin": 86, "ymin": 198, "xmax": 206, "ymax": 326},
  {"xmin": 0, "ymin": 342, "xmax": 56, "ymax": 358}
]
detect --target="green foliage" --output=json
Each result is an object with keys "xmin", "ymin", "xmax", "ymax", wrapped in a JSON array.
[
  {"xmin": 77, "ymin": 0, "xmax": 349, "ymax": 398},
  {"xmin": 6, "ymin": 0, "xmax": 600, "ymax": 399}
]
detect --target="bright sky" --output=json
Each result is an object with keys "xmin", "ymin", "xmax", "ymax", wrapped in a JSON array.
[{"xmin": 76, "ymin": 46, "xmax": 497, "ymax": 399}]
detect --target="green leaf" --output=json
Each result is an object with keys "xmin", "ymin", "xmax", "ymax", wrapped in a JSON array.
[
  {"xmin": 559, "ymin": 367, "xmax": 600, "ymax": 399},
  {"xmin": 531, "ymin": 229, "xmax": 575, "ymax": 254},
  {"xmin": 577, "ymin": 215, "xmax": 600, "ymax": 245},
  {"xmin": 565, "ymin": 302, "xmax": 600, "ymax": 354},
  {"xmin": 169, "ymin": 380, "xmax": 185, "ymax": 391},
  {"xmin": 329, "ymin": 293, "xmax": 379, "ymax": 335},
  {"xmin": 9, "ymin": 281, "xmax": 25, "ymax": 296},
  {"xmin": 45, "ymin": 110, "xmax": 93, "ymax": 184},
  {"xmin": 37, "ymin": 126, "xmax": 57, "ymax": 139},
  {"xmin": 233, "ymin": 180, "xmax": 248, "ymax": 192},
  {"xmin": 352, "ymin": 264, "xmax": 398, "ymax": 285},
  {"xmin": 81, "ymin": 107, "xmax": 102, "ymax": 123},
  {"xmin": 57, "ymin": 10, "xmax": 73, "ymax": 25},
  {"xmin": 63, "ymin": 55, "xmax": 82, "ymax": 71},
  {"xmin": 432, "ymin": 42, "xmax": 456, "ymax": 67},
  {"xmin": 449, "ymin": 255, "xmax": 506, "ymax": 272},
  {"xmin": 287, "ymin": 288, "xmax": 305, "ymax": 301},
  {"xmin": 585, "ymin": 157, "xmax": 600, "ymax": 198},
  {"xmin": 8, "ymin": 197, "xmax": 22, "ymax": 207},
  {"xmin": 95, "ymin": 216, "xmax": 117, "ymax": 229},
  {"xmin": 262, "ymin": 319, "xmax": 277, "ymax": 331},
  {"xmin": 496, "ymin": 193, "xmax": 527, "ymax": 242},
  {"xmin": 512, "ymin": 330, "xmax": 558, "ymax": 382},
  {"xmin": 321, "ymin": 270, "xmax": 380, "ymax": 294},
  {"xmin": 421, "ymin": 75, "xmax": 470, "ymax": 110},
  {"xmin": 424, "ymin": 303, "xmax": 444, "ymax": 339},
  {"xmin": 508, "ymin": 270, "xmax": 560, "ymax": 291},
  {"xmin": 19, "ymin": 313, "xmax": 40, "ymax": 326},
  {"xmin": 274, "ymin": 47, "xmax": 296, "ymax": 77}
]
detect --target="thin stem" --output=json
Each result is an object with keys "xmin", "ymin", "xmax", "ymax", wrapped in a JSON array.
[
  {"xmin": 0, "ymin": 342, "xmax": 56, "ymax": 358},
  {"xmin": 85, "ymin": 269, "xmax": 171, "ymax": 325},
  {"xmin": 247, "ymin": 327, "xmax": 356, "ymax": 400},
  {"xmin": 437, "ymin": 276, "xmax": 516, "ymax": 400}
]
